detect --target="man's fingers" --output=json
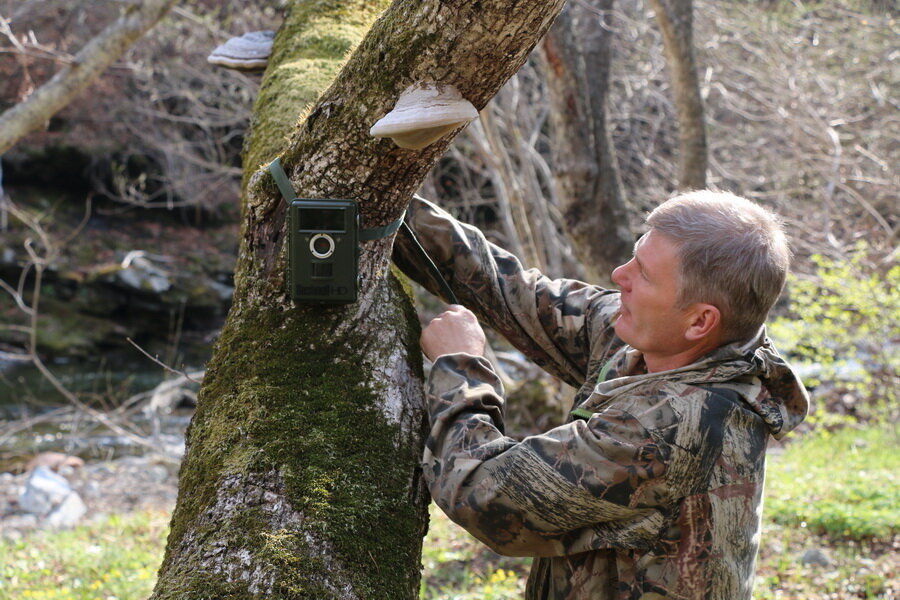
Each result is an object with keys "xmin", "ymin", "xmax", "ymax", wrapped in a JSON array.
[{"xmin": 420, "ymin": 304, "xmax": 486, "ymax": 359}]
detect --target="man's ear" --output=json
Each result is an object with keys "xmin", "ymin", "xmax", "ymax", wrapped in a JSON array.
[{"xmin": 684, "ymin": 303, "xmax": 722, "ymax": 342}]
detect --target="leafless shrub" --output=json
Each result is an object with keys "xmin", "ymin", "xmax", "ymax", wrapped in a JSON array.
[
  {"xmin": 432, "ymin": 59, "xmax": 586, "ymax": 279},
  {"xmin": 696, "ymin": 2, "xmax": 897, "ymax": 264},
  {"xmin": 1, "ymin": 0, "xmax": 280, "ymax": 216},
  {"xmin": 422, "ymin": 0, "xmax": 897, "ymax": 433}
]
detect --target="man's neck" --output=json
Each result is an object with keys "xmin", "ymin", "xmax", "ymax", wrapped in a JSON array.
[{"xmin": 643, "ymin": 339, "xmax": 722, "ymax": 373}]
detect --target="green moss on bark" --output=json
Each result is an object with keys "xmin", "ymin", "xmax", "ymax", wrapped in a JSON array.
[
  {"xmin": 242, "ymin": 0, "xmax": 391, "ymax": 183},
  {"xmin": 155, "ymin": 273, "xmax": 426, "ymax": 599}
]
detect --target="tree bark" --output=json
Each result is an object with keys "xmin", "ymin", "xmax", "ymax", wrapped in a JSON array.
[
  {"xmin": 0, "ymin": 0, "xmax": 177, "ymax": 155},
  {"xmin": 648, "ymin": 0, "xmax": 708, "ymax": 190},
  {"xmin": 151, "ymin": 0, "xmax": 567, "ymax": 598},
  {"xmin": 540, "ymin": 0, "xmax": 633, "ymax": 284}
]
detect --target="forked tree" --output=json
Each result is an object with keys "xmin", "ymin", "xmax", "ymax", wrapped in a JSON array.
[{"xmin": 150, "ymin": 0, "xmax": 567, "ymax": 598}]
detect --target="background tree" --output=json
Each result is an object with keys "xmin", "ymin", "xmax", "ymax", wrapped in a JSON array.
[
  {"xmin": 647, "ymin": 0, "xmax": 708, "ymax": 190},
  {"xmin": 540, "ymin": 0, "xmax": 633, "ymax": 283},
  {"xmin": 150, "ymin": 0, "xmax": 568, "ymax": 597}
]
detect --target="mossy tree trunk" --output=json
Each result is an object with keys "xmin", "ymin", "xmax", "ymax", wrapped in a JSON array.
[
  {"xmin": 540, "ymin": 0, "xmax": 633, "ymax": 284},
  {"xmin": 151, "ymin": 0, "xmax": 567, "ymax": 598}
]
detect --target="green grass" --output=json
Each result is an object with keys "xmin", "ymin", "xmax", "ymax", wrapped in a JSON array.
[
  {"xmin": 421, "ymin": 507, "xmax": 530, "ymax": 599},
  {"xmin": 763, "ymin": 422, "xmax": 899, "ymax": 541},
  {"xmin": 1, "ymin": 424, "xmax": 897, "ymax": 600},
  {"xmin": 0, "ymin": 510, "xmax": 169, "ymax": 600},
  {"xmin": 754, "ymin": 422, "xmax": 898, "ymax": 599}
]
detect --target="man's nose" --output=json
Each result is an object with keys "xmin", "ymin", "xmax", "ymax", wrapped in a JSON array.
[{"xmin": 611, "ymin": 262, "xmax": 628, "ymax": 290}]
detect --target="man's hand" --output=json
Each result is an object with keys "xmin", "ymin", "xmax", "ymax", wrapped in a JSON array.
[{"xmin": 420, "ymin": 305, "xmax": 486, "ymax": 362}]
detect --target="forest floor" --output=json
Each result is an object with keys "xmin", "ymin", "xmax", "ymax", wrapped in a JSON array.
[{"xmin": 0, "ymin": 421, "xmax": 896, "ymax": 600}]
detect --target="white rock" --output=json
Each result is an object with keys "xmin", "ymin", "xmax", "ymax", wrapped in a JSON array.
[
  {"xmin": 1, "ymin": 514, "xmax": 38, "ymax": 538},
  {"xmin": 800, "ymin": 547, "xmax": 832, "ymax": 567},
  {"xmin": 148, "ymin": 465, "xmax": 170, "ymax": 483},
  {"xmin": 18, "ymin": 466, "xmax": 72, "ymax": 516},
  {"xmin": 46, "ymin": 492, "xmax": 87, "ymax": 528}
]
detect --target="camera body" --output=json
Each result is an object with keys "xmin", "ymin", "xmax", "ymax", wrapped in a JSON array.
[{"xmin": 288, "ymin": 199, "xmax": 359, "ymax": 303}]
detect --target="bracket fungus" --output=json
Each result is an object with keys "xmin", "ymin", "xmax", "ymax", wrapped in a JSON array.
[
  {"xmin": 207, "ymin": 30, "xmax": 274, "ymax": 71},
  {"xmin": 370, "ymin": 82, "xmax": 479, "ymax": 150}
]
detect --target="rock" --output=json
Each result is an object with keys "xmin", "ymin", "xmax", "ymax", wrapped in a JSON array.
[
  {"xmin": 148, "ymin": 465, "xmax": 170, "ymax": 483},
  {"xmin": 767, "ymin": 538, "xmax": 785, "ymax": 555},
  {"xmin": 206, "ymin": 278, "xmax": 234, "ymax": 302},
  {"xmin": 147, "ymin": 376, "xmax": 200, "ymax": 416},
  {"xmin": 800, "ymin": 547, "xmax": 832, "ymax": 567},
  {"xmin": 46, "ymin": 491, "xmax": 87, "ymax": 528},
  {"xmin": 117, "ymin": 263, "xmax": 171, "ymax": 293},
  {"xmin": 1, "ymin": 513, "xmax": 38, "ymax": 538},
  {"xmin": 25, "ymin": 452, "xmax": 85, "ymax": 473},
  {"xmin": 18, "ymin": 466, "xmax": 72, "ymax": 516},
  {"xmin": 161, "ymin": 439, "xmax": 185, "ymax": 459}
]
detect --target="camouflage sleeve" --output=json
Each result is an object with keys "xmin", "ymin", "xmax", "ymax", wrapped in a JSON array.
[
  {"xmin": 425, "ymin": 354, "xmax": 670, "ymax": 557},
  {"xmin": 393, "ymin": 196, "xmax": 622, "ymax": 386}
]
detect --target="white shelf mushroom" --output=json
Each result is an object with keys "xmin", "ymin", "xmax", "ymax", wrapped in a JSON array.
[
  {"xmin": 207, "ymin": 30, "xmax": 275, "ymax": 71},
  {"xmin": 370, "ymin": 82, "xmax": 479, "ymax": 150}
]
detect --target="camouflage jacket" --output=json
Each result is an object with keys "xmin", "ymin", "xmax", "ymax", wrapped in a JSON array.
[{"xmin": 393, "ymin": 197, "xmax": 809, "ymax": 600}]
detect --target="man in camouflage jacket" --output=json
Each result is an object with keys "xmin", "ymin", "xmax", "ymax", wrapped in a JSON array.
[{"xmin": 393, "ymin": 190, "xmax": 809, "ymax": 600}]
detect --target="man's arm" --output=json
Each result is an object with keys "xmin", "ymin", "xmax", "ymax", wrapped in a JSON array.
[
  {"xmin": 423, "ymin": 350, "xmax": 671, "ymax": 557},
  {"xmin": 394, "ymin": 196, "xmax": 622, "ymax": 386},
  {"xmin": 420, "ymin": 305, "xmax": 669, "ymax": 556}
]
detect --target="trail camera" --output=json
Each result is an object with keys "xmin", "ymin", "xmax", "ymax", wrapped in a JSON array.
[
  {"xmin": 268, "ymin": 157, "xmax": 406, "ymax": 305},
  {"xmin": 288, "ymin": 199, "xmax": 359, "ymax": 304}
]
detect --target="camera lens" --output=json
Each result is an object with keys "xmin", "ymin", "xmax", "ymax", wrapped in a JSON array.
[
  {"xmin": 310, "ymin": 233, "xmax": 335, "ymax": 259},
  {"xmin": 313, "ymin": 237, "xmax": 331, "ymax": 254}
]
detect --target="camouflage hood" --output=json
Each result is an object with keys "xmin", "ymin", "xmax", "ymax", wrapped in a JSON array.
[{"xmin": 593, "ymin": 325, "xmax": 810, "ymax": 440}]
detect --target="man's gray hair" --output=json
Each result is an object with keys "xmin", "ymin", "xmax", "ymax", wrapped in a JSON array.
[{"xmin": 647, "ymin": 190, "xmax": 791, "ymax": 343}]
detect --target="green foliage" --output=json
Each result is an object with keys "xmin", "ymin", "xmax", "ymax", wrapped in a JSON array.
[
  {"xmin": 764, "ymin": 422, "xmax": 898, "ymax": 541},
  {"xmin": 0, "ymin": 510, "xmax": 169, "ymax": 600},
  {"xmin": 421, "ymin": 505, "xmax": 530, "ymax": 600},
  {"xmin": 768, "ymin": 242, "xmax": 900, "ymax": 419}
]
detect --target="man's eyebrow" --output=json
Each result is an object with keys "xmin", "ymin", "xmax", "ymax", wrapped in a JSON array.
[
  {"xmin": 633, "ymin": 236, "xmax": 649, "ymax": 277},
  {"xmin": 635, "ymin": 253, "xmax": 647, "ymax": 274},
  {"xmin": 632, "ymin": 234, "xmax": 647, "ymax": 255}
]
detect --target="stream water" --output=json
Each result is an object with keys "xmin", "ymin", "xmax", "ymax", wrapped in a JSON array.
[{"xmin": 0, "ymin": 348, "xmax": 209, "ymax": 470}]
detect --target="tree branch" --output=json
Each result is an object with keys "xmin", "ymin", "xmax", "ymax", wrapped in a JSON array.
[{"xmin": 0, "ymin": 0, "xmax": 177, "ymax": 154}]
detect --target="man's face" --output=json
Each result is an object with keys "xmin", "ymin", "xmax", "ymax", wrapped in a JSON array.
[{"xmin": 611, "ymin": 230, "xmax": 696, "ymax": 357}]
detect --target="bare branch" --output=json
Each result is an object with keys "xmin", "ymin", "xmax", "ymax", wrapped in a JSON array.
[
  {"xmin": 0, "ymin": 0, "xmax": 177, "ymax": 154},
  {"xmin": 126, "ymin": 337, "xmax": 202, "ymax": 384}
]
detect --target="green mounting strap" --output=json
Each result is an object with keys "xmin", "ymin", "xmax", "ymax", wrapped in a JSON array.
[
  {"xmin": 399, "ymin": 221, "xmax": 459, "ymax": 305},
  {"xmin": 597, "ymin": 357, "xmax": 614, "ymax": 384},
  {"xmin": 570, "ymin": 407, "xmax": 594, "ymax": 420},
  {"xmin": 267, "ymin": 157, "xmax": 404, "ymax": 242},
  {"xmin": 268, "ymin": 157, "xmax": 297, "ymax": 204},
  {"xmin": 267, "ymin": 158, "xmax": 459, "ymax": 305},
  {"xmin": 570, "ymin": 358, "xmax": 617, "ymax": 421},
  {"xmin": 359, "ymin": 216, "xmax": 404, "ymax": 241}
]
